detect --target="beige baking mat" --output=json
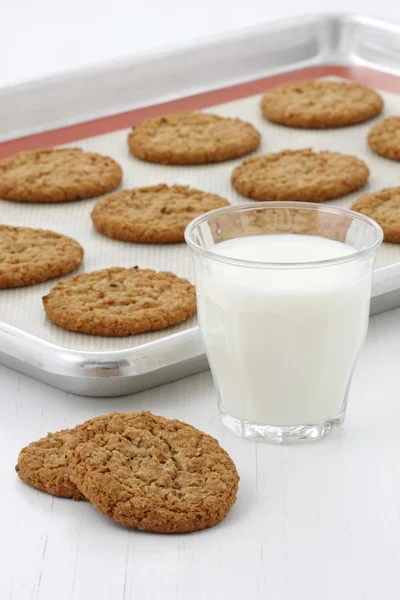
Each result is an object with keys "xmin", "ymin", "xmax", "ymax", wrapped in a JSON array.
[{"xmin": 1, "ymin": 82, "xmax": 400, "ymax": 352}]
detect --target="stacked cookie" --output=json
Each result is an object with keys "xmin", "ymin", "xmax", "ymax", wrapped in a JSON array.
[{"xmin": 16, "ymin": 411, "xmax": 239, "ymax": 533}]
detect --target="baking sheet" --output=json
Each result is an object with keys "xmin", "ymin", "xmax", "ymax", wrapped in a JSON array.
[{"xmin": 1, "ymin": 82, "xmax": 400, "ymax": 353}]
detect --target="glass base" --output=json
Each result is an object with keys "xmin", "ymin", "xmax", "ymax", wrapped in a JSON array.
[{"xmin": 220, "ymin": 408, "xmax": 345, "ymax": 444}]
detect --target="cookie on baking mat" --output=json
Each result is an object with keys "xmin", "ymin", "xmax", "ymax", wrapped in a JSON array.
[
  {"xmin": 91, "ymin": 184, "xmax": 230, "ymax": 244},
  {"xmin": 368, "ymin": 117, "xmax": 400, "ymax": 161},
  {"xmin": 260, "ymin": 81, "xmax": 383, "ymax": 129},
  {"xmin": 16, "ymin": 429, "xmax": 86, "ymax": 500},
  {"xmin": 42, "ymin": 266, "xmax": 197, "ymax": 336},
  {"xmin": 0, "ymin": 148, "xmax": 122, "ymax": 202},
  {"xmin": 231, "ymin": 149, "xmax": 369, "ymax": 202},
  {"xmin": 65, "ymin": 411, "xmax": 239, "ymax": 533},
  {"xmin": 351, "ymin": 187, "xmax": 400, "ymax": 243},
  {"xmin": 0, "ymin": 225, "xmax": 83, "ymax": 288},
  {"xmin": 128, "ymin": 112, "xmax": 260, "ymax": 164}
]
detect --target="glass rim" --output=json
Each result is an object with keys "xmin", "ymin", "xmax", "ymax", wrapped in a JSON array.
[{"xmin": 184, "ymin": 201, "xmax": 383, "ymax": 270}]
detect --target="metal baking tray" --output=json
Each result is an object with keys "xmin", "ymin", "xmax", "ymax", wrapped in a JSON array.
[{"xmin": 1, "ymin": 13, "xmax": 400, "ymax": 397}]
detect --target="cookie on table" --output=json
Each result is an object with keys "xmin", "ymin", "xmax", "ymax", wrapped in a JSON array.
[
  {"xmin": 128, "ymin": 112, "xmax": 261, "ymax": 164},
  {"xmin": 16, "ymin": 429, "xmax": 85, "ymax": 500},
  {"xmin": 65, "ymin": 411, "xmax": 239, "ymax": 533},
  {"xmin": 260, "ymin": 81, "xmax": 383, "ymax": 128},
  {"xmin": 0, "ymin": 226, "xmax": 83, "ymax": 288},
  {"xmin": 43, "ymin": 266, "xmax": 197, "ymax": 336},
  {"xmin": 231, "ymin": 149, "xmax": 369, "ymax": 202},
  {"xmin": 351, "ymin": 187, "xmax": 400, "ymax": 243},
  {"xmin": 91, "ymin": 184, "xmax": 230, "ymax": 244},
  {"xmin": 368, "ymin": 116, "xmax": 400, "ymax": 161},
  {"xmin": 0, "ymin": 148, "xmax": 122, "ymax": 202}
]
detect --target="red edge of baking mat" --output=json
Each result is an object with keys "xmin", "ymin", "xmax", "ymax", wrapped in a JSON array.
[{"xmin": 1, "ymin": 65, "xmax": 400, "ymax": 160}]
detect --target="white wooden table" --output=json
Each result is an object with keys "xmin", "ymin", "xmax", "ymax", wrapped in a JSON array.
[{"xmin": 1, "ymin": 307, "xmax": 400, "ymax": 600}]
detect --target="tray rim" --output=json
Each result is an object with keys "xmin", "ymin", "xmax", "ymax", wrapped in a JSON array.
[
  {"xmin": 2, "ymin": 263, "xmax": 400, "ymax": 379},
  {"xmin": 2, "ymin": 13, "xmax": 400, "ymax": 395},
  {"xmin": 2, "ymin": 12, "xmax": 400, "ymax": 146}
]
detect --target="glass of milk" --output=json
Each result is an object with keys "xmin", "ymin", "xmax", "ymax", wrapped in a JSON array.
[{"xmin": 185, "ymin": 202, "xmax": 383, "ymax": 443}]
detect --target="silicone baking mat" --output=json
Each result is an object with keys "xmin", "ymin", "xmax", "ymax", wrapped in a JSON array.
[{"xmin": 1, "ymin": 76, "xmax": 400, "ymax": 352}]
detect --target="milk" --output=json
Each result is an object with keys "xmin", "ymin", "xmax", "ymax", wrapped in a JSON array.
[{"xmin": 196, "ymin": 234, "xmax": 372, "ymax": 427}]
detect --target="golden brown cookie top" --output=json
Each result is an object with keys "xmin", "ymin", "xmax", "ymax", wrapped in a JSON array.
[
  {"xmin": 351, "ymin": 187, "xmax": 400, "ymax": 243},
  {"xmin": 91, "ymin": 184, "xmax": 230, "ymax": 244},
  {"xmin": 16, "ymin": 429, "xmax": 86, "ymax": 500},
  {"xmin": 42, "ymin": 266, "xmax": 197, "ymax": 337},
  {"xmin": 65, "ymin": 411, "xmax": 239, "ymax": 532},
  {"xmin": 128, "ymin": 112, "xmax": 260, "ymax": 164},
  {"xmin": 0, "ymin": 225, "xmax": 83, "ymax": 288},
  {"xmin": 0, "ymin": 148, "xmax": 122, "ymax": 202},
  {"xmin": 231, "ymin": 149, "xmax": 369, "ymax": 202},
  {"xmin": 261, "ymin": 81, "xmax": 383, "ymax": 129},
  {"xmin": 368, "ymin": 116, "xmax": 400, "ymax": 161}
]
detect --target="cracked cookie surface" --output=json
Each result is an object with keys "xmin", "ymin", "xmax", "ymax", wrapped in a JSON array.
[
  {"xmin": 91, "ymin": 184, "xmax": 230, "ymax": 243},
  {"xmin": 42, "ymin": 266, "xmax": 197, "ymax": 336},
  {"xmin": 128, "ymin": 112, "xmax": 260, "ymax": 164},
  {"xmin": 65, "ymin": 411, "xmax": 239, "ymax": 532},
  {"xmin": 0, "ymin": 148, "xmax": 122, "ymax": 202},
  {"xmin": 0, "ymin": 225, "xmax": 83, "ymax": 288},
  {"xmin": 351, "ymin": 186, "xmax": 400, "ymax": 243},
  {"xmin": 231, "ymin": 149, "xmax": 369, "ymax": 202},
  {"xmin": 368, "ymin": 116, "xmax": 400, "ymax": 161},
  {"xmin": 261, "ymin": 81, "xmax": 383, "ymax": 128},
  {"xmin": 17, "ymin": 428, "xmax": 86, "ymax": 500}
]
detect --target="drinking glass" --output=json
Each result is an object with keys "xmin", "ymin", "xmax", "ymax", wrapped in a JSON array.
[{"xmin": 185, "ymin": 202, "xmax": 383, "ymax": 443}]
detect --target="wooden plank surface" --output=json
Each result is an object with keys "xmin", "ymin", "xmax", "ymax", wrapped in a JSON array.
[{"xmin": 2, "ymin": 307, "xmax": 400, "ymax": 600}]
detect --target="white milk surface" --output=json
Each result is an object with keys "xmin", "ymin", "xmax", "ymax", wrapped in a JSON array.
[{"xmin": 197, "ymin": 235, "xmax": 372, "ymax": 426}]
